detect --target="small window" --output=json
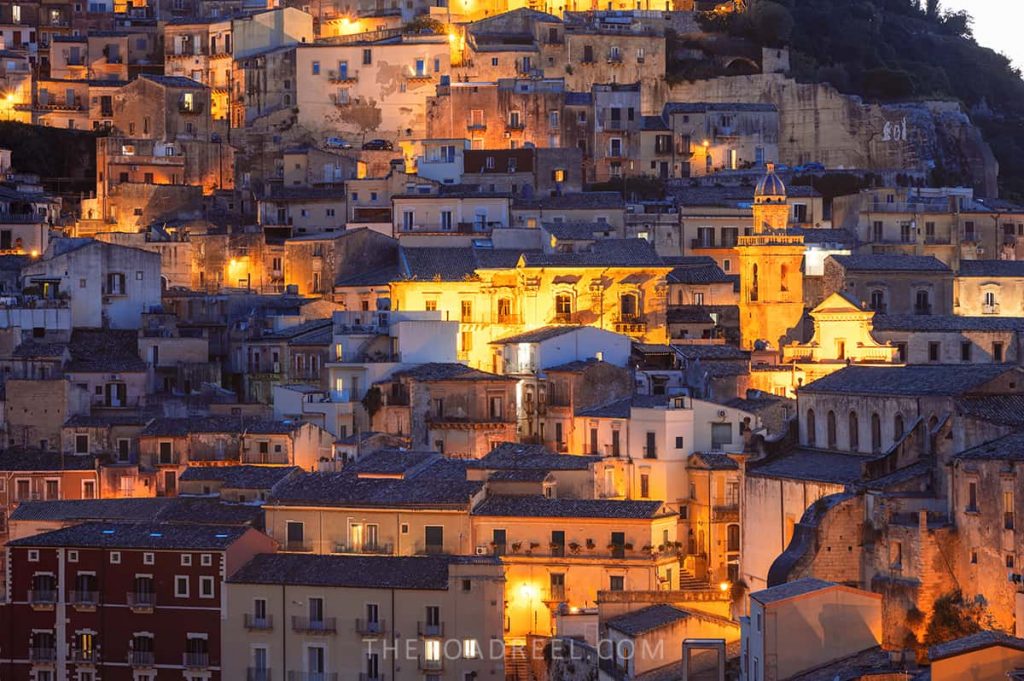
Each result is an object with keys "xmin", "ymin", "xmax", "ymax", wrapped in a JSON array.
[
  {"xmin": 175, "ymin": 576, "xmax": 189, "ymax": 597},
  {"xmin": 68, "ymin": 550, "xmax": 78, "ymax": 563},
  {"xmin": 181, "ymin": 554, "xmax": 192, "ymax": 566},
  {"xmin": 199, "ymin": 576, "xmax": 215, "ymax": 598},
  {"xmin": 200, "ymin": 554, "xmax": 212, "ymax": 567},
  {"xmin": 28, "ymin": 549, "xmax": 39, "ymax": 562},
  {"xmin": 675, "ymin": 436, "xmax": 684, "ymax": 449},
  {"xmin": 609, "ymin": 575, "xmax": 624, "ymax": 591},
  {"xmin": 110, "ymin": 552, "xmax": 121, "ymax": 564},
  {"xmin": 143, "ymin": 552, "xmax": 154, "ymax": 565}
]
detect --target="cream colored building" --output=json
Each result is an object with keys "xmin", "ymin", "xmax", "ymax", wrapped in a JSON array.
[
  {"xmin": 956, "ymin": 260, "xmax": 1024, "ymax": 317},
  {"xmin": 224, "ymin": 553, "xmax": 505, "ymax": 681},
  {"xmin": 263, "ymin": 453, "xmax": 484, "ymax": 556},
  {"xmin": 295, "ymin": 36, "xmax": 451, "ymax": 142},
  {"xmin": 390, "ymin": 240, "xmax": 671, "ymax": 370},
  {"xmin": 741, "ymin": 579, "xmax": 882, "ymax": 681},
  {"xmin": 470, "ymin": 494, "xmax": 679, "ymax": 639},
  {"xmin": 930, "ymin": 632, "xmax": 1024, "ymax": 681}
]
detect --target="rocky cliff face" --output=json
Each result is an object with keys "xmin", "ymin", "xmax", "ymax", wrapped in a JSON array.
[{"xmin": 663, "ymin": 73, "xmax": 999, "ymax": 196}]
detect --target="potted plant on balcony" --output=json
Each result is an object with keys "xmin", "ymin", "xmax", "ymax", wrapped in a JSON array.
[
  {"xmin": 585, "ymin": 538, "xmax": 595, "ymax": 551},
  {"xmin": 568, "ymin": 542, "xmax": 582, "ymax": 555},
  {"xmin": 623, "ymin": 542, "xmax": 634, "ymax": 552},
  {"xmin": 527, "ymin": 541, "xmax": 540, "ymax": 555},
  {"xmin": 511, "ymin": 541, "xmax": 522, "ymax": 554}
]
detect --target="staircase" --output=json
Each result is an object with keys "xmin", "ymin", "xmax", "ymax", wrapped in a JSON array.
[
  {"xmin": 679, "ymin": 568, "xmax": 711, "ymax": 591},
  {"xmin": 506, "ymin": 644, "xmax": 532, "ymax": 681}
]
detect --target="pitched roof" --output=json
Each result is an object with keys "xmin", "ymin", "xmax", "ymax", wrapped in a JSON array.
[
  {"xmin": 667, "ymin": 261, "xmax": 732, "ymax": 284},
  {"xmin": 67, "ymin": 329, "xmax": 146, "ymax": 373},
  {"xmin": 0, "ymin": 450, "xmax": 95, "ymax": 471},
  {"xmin": 799, "ymin": 364, "xmax": 1019, "ymax": 396},
  {"xmin": 663, "ymin": 102, "xmax": 777, "ymax": 114},
  {"xmin": 829, "ymin": 254, "xmax": 951, "ymax": 272},
  {"xmin": 140, "ymin": 74, "xmax": 207, "ymax": 89},
  {"xmin": 956, "ymin": 395, "xmax": 1024, "ymax": 428},
  {"xmin": 606, "ymin": 604, "xmax": 690, "ymax": 636},
  {"xmin": 958, "ymin": 260, "xmax": 1024, "ymax": 278},
  {"xmin": 512, "ymin": 191, "xmax": 623, "ymax": 210},
  {"xmin": 873, "ymin": 314, "xmax": 1024, "ymax": 332},
  {"xmin": 543, "ymin": 221, "xmax": 613, "ymax": 241},
  {"xmin": 472, "ymin": 494, "xmax": 667, "ymax": 518},
  {"xmin": 490, "ymin": 325, "xmax": 586, "ymax": 344},
  {"xmin": 929, "ymin": 631, "xmax": 1024, "ymax": 661},
  {"xmin": 745, "ymin": 449, "xmax": 866, "ymax": 485},
  {"xmin": 689, "ymin": 451, "xmax": 740, "ymax": 470},
  {"xmin": 518, "ymin": 239, "xmax": 666, "ymax": 267},
  {"xmin": 8, "ymin": 497, "xmax": 262, "ymax": 526},
  {"xmin": 8, "ymin": 521, "xmax": 252, "ymax": 550},
  {"xmin": 478, "ymin": 442, "xmax": 599, "ymax": 470},
  {"xmin": 268, "ymin": 459, "xmax": 482, "ymax": 509},
  {"xmin": 178, "ymin": 465, "xmax": 300, "ymax": 489},
  {"xmin": 389, "ymin": 362, "xmax": 514, "ymax": 382},
  {"xmin": 398, "ymin": 246, "xmax": 523, "ymax": 281},
  {"xmin": 952, "ymin": 431, "xmax": 1024, "ymax": 462},
  {"xmin": 229, "ymin": 553, "xmax": 496, "ymax": 589},
  {"xmin": 141, "ymin": 416, "xmax": 303, "ymax": 437},
  {"xmin": 750, "ymin": 578, "xmax": 838, "ymax": 605}
]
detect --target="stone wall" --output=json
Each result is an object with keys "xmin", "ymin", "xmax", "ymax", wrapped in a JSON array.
[{"xmin": 663, "ymin": 74, "xmax": 998, "ymax": 196}]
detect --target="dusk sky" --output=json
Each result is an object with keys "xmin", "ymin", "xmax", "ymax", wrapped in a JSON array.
[{"xmin": 943, "ymin": 0, "xmax": 1022, "ymax": 68}]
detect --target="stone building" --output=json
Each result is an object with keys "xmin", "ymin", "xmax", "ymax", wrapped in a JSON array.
[
  {"xmin": 822, "ymin": 254, "xmax": 953, "ymax": 317},
  {"xmin": 427, "ymin": 77, "xmax": 566, "ymax": 150},
  {"xmin": 295, "ymin": 35, "xmax": 450, "ymax": 142},
  {"xmin": 737, "ymin": 164, "xmax": 805, "ymax": 351},
  {"xmin": 372, "ymin": 362, "xmax": 518, "ymax": 458},
  {"xmin": 956, "ymin": 259, "xmax": 1024, "ymax": 317},
  {"xmin": 282, "ymin": 227, "xmax": 398, "ymax": 297},
  {"xmin": 663, "ymin": 102, "xmax": 779, "ymax": 178}
]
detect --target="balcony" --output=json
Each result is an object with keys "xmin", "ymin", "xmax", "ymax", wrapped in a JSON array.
[
  {"xmin": 71, "ymin": 648, "xmax": 97, "ymax": 663},
  {"xmin": 605, "ymin": 119, "xmax": 624, "ymax": 131},
  {"xmin": 178, "ymin": 101, "xmax": 205, "ymax": 115},
  {"xmin": 494, "ymin": 313, "xmax": 523, "ymax": 325},
  {"xmin": 29, "ymin": 647, "xmax": 57, "ymax": 663},
  {"xmin": 29, "ymin": 590, "xmax": 57, "ymax": 606},
  {"xmin": 606, "ymin": 53, "xmax": 623, "ymax": 64},
  {"xmin": 359, "ymin": 675, "xmax": 385, "ymax": 681},
  {"xmin": 418, "ymin": 621, "xmax": 444, "ymax": 637},
  {"xmin": 129, "ymin": 651, "xmax": 156, "ymax": 667},
  {"xmin": 467, "ymin": 121, "xmax": 487, "ymax": 131},
  {"xmin": 506, "ymin": 120, "xmax": 526, "ymax": 131},
  {"xmin": 419, "ymin": 656, "xmax": 444, "ymax": 671},
  {"xmin": 127, "ymin": 591, "xmax": 155, "ymax": 611},
  {"xmin": 712, "ymin": 503, "xmax": 740, "ymax": 522},
  {"xmin": 328, "ymin": 69, "xmax": 358, "ymax": 82},
  {"xmin": 292, "ymin": 616, "xmax": 337, "ymax": 634},
  {"xmin": 335, "ymin": 542, "xmax": 393, "ymax": 555},
  {"xmin": 355, "ymin": 618, "xmax": 387, "ymax": 637},
  {"xmin": 643, "ymin": 447, "xmax": 657, "ymax": 459},
  {"xmin": 285, "ymin": 540, "xmax": 313, "ymax": 552},
  {"xmin": 614, "ymin": 316, "xmax": 646, "ymax": 336},
  {"xmin": 184, "ymin": 652, "xmax": 210, "ymax": 668},
  {"xmin": 691, "ymin": 238, "xmax": 718, "ymax": 249},
  {"xmin": 549, "ymin": 585, "xmax": 566, "ymax": 601},
  {"xmin": 551, "ymin": 312, "xmax": 579, "ymax": 325},
  {"xmin": 913, "ymin": 304, "xmax": 932, "ymax": 316},
  {"xmin": 983, "ymin": 303, "xmax": 1001, "ymax": 315},
  {"xmin": 245, "ymin": 614, "xmax": 273, "ymax": 630},
  {"xmin": 248, "ymin": 669, "xmax": 272, "ymax": 681},
  {"xmin": 416, "ymin": 543, "xmax": 446, "ymax": 556},
  {"xmin": 288, "ymin": 673, "xmax": 338, "ymax": 681},
  {"xmin": 69, "ymin": 590, "xmax": 98, "ymax": 607}
]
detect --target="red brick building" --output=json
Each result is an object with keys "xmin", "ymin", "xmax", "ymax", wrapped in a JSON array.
[{"xmin": 0, "ymin": 521, "xmax": 276, "ymax": 681}]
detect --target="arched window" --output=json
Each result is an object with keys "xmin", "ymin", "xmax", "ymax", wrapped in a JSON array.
[
  {"xmin": 894, "ymin": 413, "xmax": 904, "ymax": 440},
  {"xmin": 870, "ymin": 289, "xmax": 885, "ymax": 311},
  {"xmin": 780, "ymin": 263, "xmax": 789, "ymax": 292},
  {"xmin": 554, "ymin": 293, "xmax": 573, "ymax": 322},
  {"xmin": 849, "ymin": 411, "xmax": 860, "ymax": 452},
  {"xmin": 620, "ymin": 292, "xmax": 639, "ymax": 321},
  {"xmin": 871, "ymin": 413, "xmax": 882, "ymax": 452},
  {"xmin": 915, "ymin": 290, "xmax": 931, "ymax": 315},
  {"xmin": 826, "ymin": 410, "xmax": 837, "ymax": 449},
  {"xmin": 727, "ymin": 524, "xmax": 740, "ymax": 552},
  {"xmin": 750, "ymin": 264, "xmax": 759, "ymax": 302},
  {"xmin": 806, "ymin": 408, "xmax": 816, "ymax": 446}
]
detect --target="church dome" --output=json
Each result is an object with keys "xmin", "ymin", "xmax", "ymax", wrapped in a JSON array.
[{"xmin": 755, "ymin": 163, "xmax": 786, "ymax": 199}]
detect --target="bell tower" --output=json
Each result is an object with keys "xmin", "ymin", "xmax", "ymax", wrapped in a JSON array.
[{"xmin": 738, "ymin": 164, "xmax": 806, "ymax": 351}]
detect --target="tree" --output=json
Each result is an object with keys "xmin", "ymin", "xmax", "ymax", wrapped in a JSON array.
[
  {"xmin": 747, "ymin": 0, "xmax": 795, "ymax": 46},
  {"xmin": 925, "ymin": 0, "xmax": 939, "ymax": 18},
  {"xmin": 924, "ymin": 590, "xmax": 992, "ymax": 647}
]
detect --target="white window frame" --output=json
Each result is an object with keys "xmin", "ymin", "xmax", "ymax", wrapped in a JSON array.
[
  {"xmin": 199, "ymin": 576, "xmax": 215, "ymax": 599},
  {"xmin": 181, "ymin": 554, "xmax": 192, "ymax": 566},
  {"xmin": 110, "ymin": 551, "xmax": 121, "ymax": 564},
  {"xmin": 175, "ymin": 575, "xmax": 190, "ymax": 598}
]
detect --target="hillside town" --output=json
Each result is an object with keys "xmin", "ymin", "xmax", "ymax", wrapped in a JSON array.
[{"xmin": 0, "ymin": 0, "xmax": 1023, "ymax": 680}]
